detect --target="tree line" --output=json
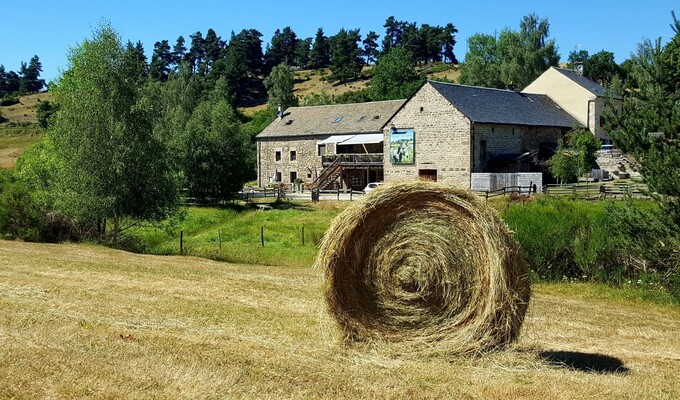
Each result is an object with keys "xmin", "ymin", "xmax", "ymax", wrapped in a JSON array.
[{"xmin": 0, "ymin": 56, "xmax": 45, "ymax": 100}]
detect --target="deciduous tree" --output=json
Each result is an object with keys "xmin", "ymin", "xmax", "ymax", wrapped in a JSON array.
[
  {"xmin": 368, "ymin": 47, "xmax": 422, "ymax": 100},
  {"xmin": 46, "ymin": 23, "xmax": 178, "ymax": 234},
  {"xmin": 264, "ymin": 63, "xmax": 298, "ymax": 112}
]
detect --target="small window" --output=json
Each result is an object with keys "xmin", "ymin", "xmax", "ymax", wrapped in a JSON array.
[
  {"xmin": 275, "ymin": 172, "xmax": 282, "ymax": 182},
  {"xmin": 317, "ymin": 144, "xmax": 326, "ymax": 156},
  {"xmin": 307, "ymin": 173, "xmax": 312, "ymax": 179},
  {"xmin": 599, "ymin": 116, "xmax": 606, "ymax": 127},
  {"xmin": 290, "ymin": 150, "xmax": 297, "ymax": 161},
  {"xmin": 333, "ymin": 116, "xmax": 343, "ymax": 123},
  {"xmin": 357, "ymin": 115, "xmax": 366, "ymax": 122},
  {"xmin": 480, "ymin": 140, "xmax": 487, "ymax": 158},
  {"xmin": 419, "ymin": 169, "xmax": 437, "ymax": 182},
  {"xmin": 275, "ymin": 150, "xmax": 281, "ymax": 162}
]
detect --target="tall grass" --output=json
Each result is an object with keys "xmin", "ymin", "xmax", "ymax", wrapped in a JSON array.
[
  {"xmin": 127, "ymin": 202, "xmax": 344, "ymax": 268},
  {"xmin": 503, "ymin": 197, "xmax": 678, "ymax": 301}
]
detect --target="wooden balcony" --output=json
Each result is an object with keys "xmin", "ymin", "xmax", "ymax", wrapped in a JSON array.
[{"xmin": 321, "ymin": 154, "xmax": 384, "ymax": 168}]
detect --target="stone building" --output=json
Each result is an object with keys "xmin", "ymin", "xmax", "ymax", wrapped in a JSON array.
[
  {"xmin": 524, "ymin": 66, "xmax": 622, "ymax": 142},
  {"xmin": 255, "ymin": 70, "xmax": 616, "ymax": 190},
  {"xmin": 256, "ymin": 100, "xmax": 404, "ymax": 189},
  {"xmin": 383, "ymin": 81, "xmax": 580, "ymax": 187}
]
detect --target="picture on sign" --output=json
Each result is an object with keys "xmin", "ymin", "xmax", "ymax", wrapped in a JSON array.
[{"xmin": 390, "ymin": 129, "xmax": 415, "ymax": 165}]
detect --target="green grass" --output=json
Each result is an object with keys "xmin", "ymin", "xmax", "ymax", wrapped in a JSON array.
[
  {"xmin": 0, "ymin": 127, "xmax": 43, "ymax": 168},
  {"xmin": 127, "ymin": 201, "xmax": 344, "ymax": 268},
  {"xmin": 122, "ymin": 197, "xmax": 678, "ymax": 304}
]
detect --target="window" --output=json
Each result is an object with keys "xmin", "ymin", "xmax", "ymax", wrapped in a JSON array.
[
  {"xmin": 290, "ymin": 150, "xmax": 297, "ymax": 161},
  {"xmin": 333, "ymin": 116, "xmax": 343, "ymax": 123},
  {"xmin": 275, "ymin": 172, "xmax": 282, "ymax": 182},
  {"xmin": 290, "ymin": 171, "xmax": 297, "ymax": 183},
  {"xmin": 600, "ymin": 116, "xmax": 606, "ymax": 127},
  {"xmin": 419, "ymin": 169, "xmax": 437, "ymax": 182},
  {"xmin": 275, "ymin": 150, "xmax": 281, "ymax": 162},
  {"xmin": 317, "ymin": 144, "xmax": 326, "ymax": 156},
  {"xmin": 480, "ymin": 140, "xmax": 487, "ymax": 158}
]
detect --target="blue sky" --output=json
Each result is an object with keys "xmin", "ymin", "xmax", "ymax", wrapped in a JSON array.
[{"xmin": 1, "ymin": 0, "xmax": 678, "ymax": 83}]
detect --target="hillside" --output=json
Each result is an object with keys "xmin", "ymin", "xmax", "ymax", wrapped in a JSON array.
[
  {"xmin": 0, "ymin": 239, "xmax": 678, "ymax": 399},
  {"xmin": 243, "ymin": 63, "xmax": 460, "ymax": 114},
  {"xmin": 0, "ymin": 65, "xmax": 460, "ymax": 168},
  {"xmin": 0, "ymin": 92, "xmax": 50, "ymax": 168}
]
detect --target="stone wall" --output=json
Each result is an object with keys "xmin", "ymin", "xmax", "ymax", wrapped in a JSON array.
[
  {"xmin": 384, "ymin": 83, "xmax": 472, "ymax": 187},
  {"xmin": 257, "ymin": 137, "xmax": 324, "ymax": 187}
]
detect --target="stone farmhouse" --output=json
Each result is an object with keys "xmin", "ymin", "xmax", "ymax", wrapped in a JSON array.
[
  {"xmin": 524, "ymin": 66, "xmax": 622, "ymax": 143},
  {"xmin": 256, "ymin": 69, "xmax": 616, "ymax": 191},
  {"xmin": 256, "ymin": 100, "xmax": 405, "ymax": 189}
]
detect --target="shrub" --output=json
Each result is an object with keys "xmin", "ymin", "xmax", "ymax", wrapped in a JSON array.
[
  {"xmin": 0, "ymin": 97, "xmax": 19, "ymax": 106},
  {"xmin": 503, "ymin": 197, "xmax": 679, "ymax": 297},
  {"xmin": 0, "ymin": 178, "xmax": 47, "ymax": 241}
]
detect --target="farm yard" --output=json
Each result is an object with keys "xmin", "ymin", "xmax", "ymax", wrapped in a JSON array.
[{"xmin": 1, "ymin": 200, "xmax": 679, "ymax": 399}]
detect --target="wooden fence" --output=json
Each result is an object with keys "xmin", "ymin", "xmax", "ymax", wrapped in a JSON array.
[{"xmin": 544, "ymin": 182, "xmax": 648, "ymax": 199}]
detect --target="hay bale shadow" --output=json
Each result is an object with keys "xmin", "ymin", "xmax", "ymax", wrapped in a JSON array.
[{"xmin": 539, "ymin": 351, "xmax": 629, "ymax": 374}]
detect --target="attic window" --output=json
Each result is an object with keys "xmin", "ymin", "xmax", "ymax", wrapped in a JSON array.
[
  {"xmin": 285, "ymin": 119, "xmax": 294, "ymax": 125},
  {"xmin": 333, "ymin": 116, "xmax": 343, "ymax": 123},
  {"xmin": 373, "ymin": 115, "xmax": 380, "ymax": 120},
  {"xmin": 357, "ymin": 115, "xmax": 366, "ymax": 122}
]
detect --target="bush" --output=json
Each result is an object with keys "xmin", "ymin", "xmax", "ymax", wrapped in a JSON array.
[
  {"xmin": 0, "ymin": 178, "xmax": 47, "ymax": 241},
  {"xmin": 503, "ymin": 197, "xmax": 679, "ymax": 297},
  {"xmin": 0, "ymin": 97, "xmax": 19, "ymax": 106}
]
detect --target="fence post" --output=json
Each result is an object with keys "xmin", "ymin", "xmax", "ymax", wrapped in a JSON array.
[
  {"xmin": 302, "ymin": 224, "xmax": 305, "ymax": 246},
  {"xmin": 261, "ymin": 227, "xmax": 264, "ymax": 248},
  {"xmin": 572, "ymin": 184, "xmax": 576, "ymax": 198},
  {"xmin": 485, "ymin": 190, "xmax": 489, "ymax": 200},
  {"xmin": 350, "ymin": 189, "xmax": 353, "ymax": 201},
  {"xmin": 180, "ymin": 230, "xmax": 184, "ymax": 255},
  {"xmin": 337, "ymin": 188, "xmax": 340, "ymax": 201},
  {"xmin": 218, "ymin": 229, "xmax": 222, "ymax": 252}
]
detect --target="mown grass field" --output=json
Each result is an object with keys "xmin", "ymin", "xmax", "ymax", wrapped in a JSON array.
[{"xmin": 1, "ymin": 239, "xmax": 679, "ymax": 399}]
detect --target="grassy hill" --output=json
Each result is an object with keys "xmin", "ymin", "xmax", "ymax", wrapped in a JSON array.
[
  {"xmin": 0, "ymin": 238, "xmax": 678, "ymax": 399},
  {"xmin": 0, "ymin": 64, "xmax": 460, "ymax": 168},
  {"xmin": 0, "ymin": 92, "xmax": 49, "ymax": 168}
]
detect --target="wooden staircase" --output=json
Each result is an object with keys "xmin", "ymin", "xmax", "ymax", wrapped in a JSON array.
[{"xmin": 311, "ymin": 156, "xmax": 343, "ymax": 190}]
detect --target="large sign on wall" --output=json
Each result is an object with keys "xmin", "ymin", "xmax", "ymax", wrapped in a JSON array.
[{"xmin": 390, "ymin": 129, "xmax": 415, "ymax": 165}]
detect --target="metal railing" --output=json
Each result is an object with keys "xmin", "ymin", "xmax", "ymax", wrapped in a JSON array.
[{"xmin": 322, "ymin": 153, "xmax": 383, "ymax": 167}]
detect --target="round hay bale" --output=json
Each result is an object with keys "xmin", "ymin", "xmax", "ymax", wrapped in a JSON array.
[{"xmin": 316, "ymin": 181, "xmax": 531, "ymax": 355}]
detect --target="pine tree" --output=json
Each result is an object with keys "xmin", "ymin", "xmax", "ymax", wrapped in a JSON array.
[
  {"xmin": 149, "ymin": 40, "xmax": 172, "ymax": 81},
  {"xmin": 362, "ymin": 31, "xmax": 380, "ymax": 64},
  {"xmin": 329, "ymin": 28, "xmax": 363, "ymax": 83},
  {"xmin": 309, "ymin": 28, "xmax": 331, "ymax": 69}
]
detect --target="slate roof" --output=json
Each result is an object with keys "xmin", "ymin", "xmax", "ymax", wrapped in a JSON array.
[
  {"xmin": 428, "ymin": 80, "xmax": 582, "ymax": 128},
  {"xmin": 257, "ymin": 100, "xmax": 405, "ymax": 139},
  {"xmin": 551, "ymin": 67, "xmax": 609, "ymax": 97}
]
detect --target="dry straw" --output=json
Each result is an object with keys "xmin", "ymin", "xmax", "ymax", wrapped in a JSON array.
[{"xmin": 316, "ymin": 181, "xmax": 531, "ymax": 356}]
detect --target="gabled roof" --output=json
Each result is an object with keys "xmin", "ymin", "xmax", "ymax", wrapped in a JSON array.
[
  {"xmin": 550, "ymin": 67, "xmax": 609, "ymax": 97},
  {"xmin": 428, "ymin": 81, "xmax": 581, "ymax": 128},
  {"xmin": 257, "ymin": 100, "xmax": 406, "ymax": 139}
]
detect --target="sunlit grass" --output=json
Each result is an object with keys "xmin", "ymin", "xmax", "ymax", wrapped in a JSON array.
[
  {"xmin": 128, "ymin": 201, "xmax": 345, "ymax": 268},
  {"xmin": 1, "ymin": 240, "xmax": 679, "ymax": 399}
]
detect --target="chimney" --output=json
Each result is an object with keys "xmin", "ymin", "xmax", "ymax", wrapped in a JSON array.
[
  {"xmin": 277, "ymin": 105, "xmax": 283, "ymax": 120},
  {"xmin": 506, "ymin": 83, "xmax": 516, "ymax": 91}
]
